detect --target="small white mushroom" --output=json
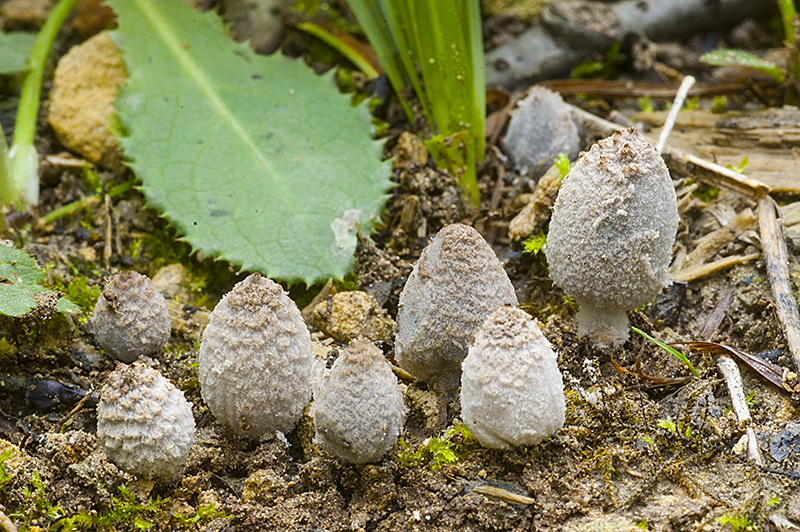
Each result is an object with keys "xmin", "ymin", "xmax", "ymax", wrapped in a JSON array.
[
  {"xmin": 546, "ymin": 127, "xmax": 679, "ymax": 347},
  {"xmin": 97, "ymin": 361, "xmax": 195, "ymax": 480},
  {"xmin": 461, "ymin": 306, "xmax": 565, "ymax": 450},
  {"xmin": 92, "ymin": 271, "xmax": 171, "ymax": 363},
  {"xmin": 313, "ymin": 339, "xmax": 405, "ymax": 464}
]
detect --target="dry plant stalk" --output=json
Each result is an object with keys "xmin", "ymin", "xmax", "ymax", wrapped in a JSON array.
[
  {"xmin": 682, "ymin": 208, "xmax": 756, "ymax": 268},
  {"xmin": 716, "ymin": 355, "xmax": 762, "ymax": 466},
  {"xmin": 671, "ymin": 253, "xmax": 760, "ymax": 283},
  {"xmin": 471, "ymin": 485, "xmax": 536, "ymax": 505},
  {"xmin": 757, "ymin": 196, "xmax": 800, "ymax": 374}
]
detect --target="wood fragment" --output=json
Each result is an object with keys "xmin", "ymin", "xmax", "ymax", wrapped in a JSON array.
[
  {"xmin": 300, "ymin": 278, "xmax": 336, "ymax": 323},
  {"xmin": 659, "ymin": 147, "xmax": 771, "ymax": 199},
  {"xmin": 636, "ymin": 108, "xmax": 800, "ymax": 194},
  {"xmin": 716, "ymin": 355, "xmax": 750, "ymax": 426},
  {"xmin": 699, "ymin": 285, "xmax": 734, "ymax": 341},
  {"xmin": 716, "ymin": 355, "xmax": 763, "ymax": 465},
  {"xmin": 757, "ymin": 196, "xmax": 800, "ymax": 375},
  {"xmin": 683, "ymin": 208, "xmax": 756, "ymax": 268},
  {"xmin": 0, "ymin": 509, "xmax": 18, "ymax": 532},
  {"xmin": 103, "ymin": 194, "xmax": 113, "ymax": 269},
  {"xmin": 508, "ymin": 163, "xmax": 562, "ymax": 242},
  {"xmin": 471, "ymin": 485, "xmax": 536, "ymax": 505},
  {"xmin": 746, "ymin": 427, "xmax": 763, "ymax": 466},
  {"xmin": 540, "ymin": 79, "xmax": 748, "ymax": 99},
  {"xmin": 656, "ymin": 76, "xmax": 696, "ymax": 154},
  {"xmin": 671, "ymin": 253, "xmax": 759, "ymax": 282},
  {"xmin": 568, "ymin": 105, "xmax": 773, "ymax": 198},
  {"xmin": 390, "ymin": 363, "xmax": 416, "ymax": 382}
]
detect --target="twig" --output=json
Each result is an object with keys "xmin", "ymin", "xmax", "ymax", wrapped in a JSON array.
[
  {"xmin": 656, "ymin": 76, "xmax": 696, "ymax": 154},
  {"xmin": 683, "ymin": 208, "xmax": 756, "ymax": 268},
  {"xmin": 715, "ymin": 355, "xmax": 762, "ymax": 466},
  {"xmin": 471, "ymin": 485, "xmax": 535, "ymax": 505},
  {"xmin": 0, "ymin": 509, "xmax": 18, "ymax": 532},
  {"xmin": 671, "ymin": 253, "xmax": 759, "ymax": 282},
  {"xmin": 699, "ymin": 285, "xmax": 734, "ymax": 340},
  {"xmin": 757, "ymin": 196, "xmax": 800, "ymax": 375},
  {"xmin": 58, "ymin": 389, "xmax": 96, "ymax": 434},
  {"xmin": 103, "ymin": 194, "xmax": 113, "ymax": 268}
]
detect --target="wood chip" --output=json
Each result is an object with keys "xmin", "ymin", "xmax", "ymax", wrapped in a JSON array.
[
  {"xmin": 471, "ymin": 485, "xmax": 536, "ymax": 505},
  {"xmin": 683, "ymin": 208, "xmax": 756, "ymax": 268}
]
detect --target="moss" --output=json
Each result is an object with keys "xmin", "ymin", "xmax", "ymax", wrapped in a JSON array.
[
  {"xmin": 0, "ymin": 337, "xmax": 18, "ymax": 364},
  {"xmin": 131, "ymin": 222, "xmax": 241, "ymax": 309}
]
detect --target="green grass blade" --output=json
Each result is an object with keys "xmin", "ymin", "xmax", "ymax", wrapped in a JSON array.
[
  {"xmin": 780, "ymin": 0, "xmax": 796, "ymax": 45},
  {"xmin": 631, "ymin": 327, "xmax": 698, "ymax": 376},
  {"xmin": 296, "ymin": 21, "xmax": 381, "ymax": 79},
  {"xmin": 346, "ymin": 0, "xmax": 414, "ymax": 122},
  {"xmin": 700, "ymin": 49, "xmax": 784, "ymax": 82},
  {"xmin": 467, "ymin": 0, "xmax": 485, "ymax": 161},
  {"xmin": 10, "ymin": 0, "xmax": 80, "ymax": 206}
]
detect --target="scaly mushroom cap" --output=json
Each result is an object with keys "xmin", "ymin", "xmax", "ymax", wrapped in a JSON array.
[
  {"xmin": 92, "ymin": 271, "xmax": 171, "ymax": 363},
  {"xmin": 199, "ymin": 273, "xmax": 313, "ymax": 439},
  {"xmin": 313, "ymin": 339, "xmax": 405, "ymax": 464},
  {"xmin": 461, "ymin": 306, "xmax": 565, "ymax": 449},
  {"xmin": 395, "ymin": 223, "xmax": 518, "ymax": 390},
  {"xmin": 97, "ymin": 361, "xmax": 195, "ymax": 480},
  {"xmin": 545, "ymin": 127, "xmax": 679, "ymax": 346}
]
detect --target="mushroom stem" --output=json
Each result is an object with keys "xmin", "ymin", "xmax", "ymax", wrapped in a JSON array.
[{"xmin": 575, "ymin": 303, "xmax": 629, "ymax": 348}]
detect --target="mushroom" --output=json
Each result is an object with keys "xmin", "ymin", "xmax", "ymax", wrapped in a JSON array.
[{"xmin": 545, "ymin": 127, "xmax": 679, "ymax": 347}]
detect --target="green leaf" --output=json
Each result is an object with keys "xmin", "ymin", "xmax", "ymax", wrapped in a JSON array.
[
  {"xmin": 0, "ymin": 31, "xmax": 37, "ymax": 75},
  {"xmin": 0, "ymin": 245, "xmax": 44, "ymax": 285},
  {"xmin": 0, "ymin": 285, "xmax": 38, "ymax": 317},
  {"xmin": 0, "ymin": 245, "xmax": 77, "ymax": 317},
  {"xmin": 107, "ymin": 0, "xmax": 392, "ymax": 285},
  {"xmin": 700, "ymin": 49, "xmax": 784, "ymax": 82}
]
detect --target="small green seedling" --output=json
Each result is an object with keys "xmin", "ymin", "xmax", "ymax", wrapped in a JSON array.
[
  {"xmin": 398, "ymin": 423, "xmax": 477, "ymax": 470},
  {"xmin": 637, "ymin": 96, "xmax": 655, "ymax": 113},
  {"xmin": 711, "ymin": 95, "xmax": 728, "ymax": 114},
  {"xmin": 726, "ymin": 157, "xmax": 749, "ymax": 174},
  {"xmin": 631, "ymin": 327, "xmax": 698, "ymax": 376},
  {"xmin": 522, "ymin": 230, "xmax": 547, "ymax": 255},
  {"xmin": 657, "ymin": 417, "xmax": 693, "ymax": 439},
  {"xmin": 717, "ymin": 512, "xmax": 756, "ymax": 531},
  {"xmin": 554, "ymin": 152, "xmax": 570, "ymax": 180},
  {"xmin": 570, "ymin": 42, "xmax": 622, "ymax": 80}
]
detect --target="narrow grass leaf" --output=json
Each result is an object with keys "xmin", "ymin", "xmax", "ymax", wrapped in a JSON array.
[
  {"xmin": 632, "ymin": 326, "xmax": 698, "ymax": 376},
  {"xmin": 700, "ymin": 50, "xmax": 783, "ymax": 82}
]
